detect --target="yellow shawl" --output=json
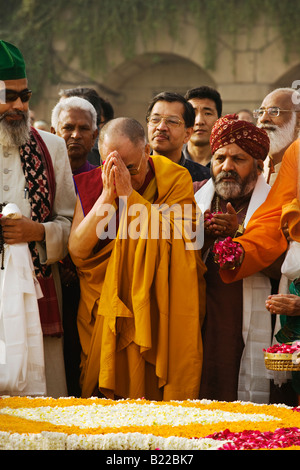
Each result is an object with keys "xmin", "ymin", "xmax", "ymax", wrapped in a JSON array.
[{"xmin": 72, "ymin": 156, "xmax": 206, "ymax": 400}]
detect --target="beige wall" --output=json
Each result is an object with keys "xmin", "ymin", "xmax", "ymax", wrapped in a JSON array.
[{"xmin": 33, "ymin": 18, "xmax": 300, "ymax": 131}]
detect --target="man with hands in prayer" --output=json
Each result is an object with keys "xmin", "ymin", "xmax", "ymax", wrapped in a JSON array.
[{"xmin": 69, "ymin": 117, "xmax": 206, "ymax": 401}]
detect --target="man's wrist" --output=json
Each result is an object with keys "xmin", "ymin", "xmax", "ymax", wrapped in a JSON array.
[{"xmin": 37, "ymin": 223, "xmax": 46, "ymax": 242}]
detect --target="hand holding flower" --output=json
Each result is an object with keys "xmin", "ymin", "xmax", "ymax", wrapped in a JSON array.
[
  {"xmin": 205, "ymin": 202, "xmax": 239, "ymax": 239},
  {"xmin": 213, "ymin": 236, "xmax": 244, "ymax": 269}
]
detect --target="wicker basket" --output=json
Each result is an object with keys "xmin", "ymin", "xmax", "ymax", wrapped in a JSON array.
[{"xmin": 264, "ymin": 352, "xmax": 300, "ymax": 371}]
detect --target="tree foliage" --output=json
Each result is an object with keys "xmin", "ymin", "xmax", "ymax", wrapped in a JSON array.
[{"xmin": 0, "ymin": 0, "xmax": 299, "ymax": 104}]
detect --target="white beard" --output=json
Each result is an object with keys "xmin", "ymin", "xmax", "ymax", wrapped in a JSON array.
[
  {"xmin": 258, "ymin": 113, "xmax": 297, "ymax": 155},
  {"xmin": 214, "ymin": 166, "xmax": 258, "ymax": 201},
  {"xmin": 0, "ymin": 111, "xmax": 30, "ymax": 147}
]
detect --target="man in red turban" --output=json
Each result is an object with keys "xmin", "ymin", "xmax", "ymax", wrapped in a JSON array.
[
  {"xmin": 210, "ymin": 113, "xmax": 270, "ymax": 160},
  {"xmin": 194, "ymin": 114, "xmax": 273, "ymax": 404}
]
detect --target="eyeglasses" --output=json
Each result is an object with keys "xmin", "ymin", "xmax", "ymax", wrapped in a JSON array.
[
  {"xmin": 147, "ymin": 114, "xmax": 184, "ymax": 128},
  {"xmin": 2, "ymin": 89, "xmax": 32, "ymax": 103},
  {"xmin": 253, "ymin": 107, "xmax": 295, "ymax": 119},
  {"xmin": 126, "ymin": 154, "xmax": 144, "ymax": 175}
]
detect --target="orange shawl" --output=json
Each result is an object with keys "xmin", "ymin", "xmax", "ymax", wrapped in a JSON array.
[{"xmin": 221, "ymin": 139, "xmax": 300, "ymax": 283}]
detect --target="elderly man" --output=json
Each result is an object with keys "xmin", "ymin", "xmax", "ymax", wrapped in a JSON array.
[
  {"xmin": 59, "ymin": 87, "xmax": 114, "ymax": 166},
  {"xmin": 254, "ymin": 87, "xmax": 300, "ymax": 185},
  {"xmin": 220, "ymin": 138, "xmax": 300, "ymax": 282},
  {"xmin": 194, "ymin": 114, "xmax": 272, "ymax": 403},
  {"xmin": 184, "ymin": 86, "xmax": 222, "ymax": 168},
  {"xmin": 0, "ymin": 41, "xmax": 76, "ymax": 397},
  {"xmin": 218, "ymin": 135, "xmax": 300, "ymax": 282},
  {"xmin": 69, "ymin": 117, "xmax": 206, "ymax": 400},
  {"xmin": 51, "ymin": 95, "xmax": 99, "ymax": 396},
  {"xmin": 146, "ymin": 91, "xmax": 210, "ymax": 182},
  {"xmin": 51, "ymin": 96, "xmax": 98, "ymax": 174}
]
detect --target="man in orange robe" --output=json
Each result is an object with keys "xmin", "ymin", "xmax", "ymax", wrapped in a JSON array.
[
  {"xmin": 220, "ymin": 139, "xmax": 300, "ymax": 283},
  {"xmin": 69, "ymin": 117, "xmax": 206, "ymax": 400}
]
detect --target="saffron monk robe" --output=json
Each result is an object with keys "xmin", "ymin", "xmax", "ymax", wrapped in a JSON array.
[{"xmin": 68, "ymin": 117, "xmax": 206, "ymax": 400}]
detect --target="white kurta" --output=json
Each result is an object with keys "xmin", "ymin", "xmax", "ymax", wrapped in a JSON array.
[
  {"xmin": 0, "ymin": 130, "xmax": 76, "ymax": 397},
  {"xmin": 195, "ymin": 175, "xmax": 272, "ymax": 404},
  {"xmin": 264, "ymin": 156, "xmax": 281, "ymax": 186}
]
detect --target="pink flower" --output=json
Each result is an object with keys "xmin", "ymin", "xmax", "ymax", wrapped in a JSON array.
[
  {"xmin": 212, "ymin": 237, "xmax": 243, "ymax": 267},
  {"xmin": 263, "ymin": 343, "xmax": 300, "ymax": 354},
  {"xmin": 204, "ymin": 211, "xmax": 222, "ymax": 223},
  {"xmin": 207, "ymin": 427, "xmax": 300, "ymax": 450}
]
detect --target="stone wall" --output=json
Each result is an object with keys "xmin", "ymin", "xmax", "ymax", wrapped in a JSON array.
[{"xmin": 33, "ymin": 17, "xmax": 300, "ymax": 130}]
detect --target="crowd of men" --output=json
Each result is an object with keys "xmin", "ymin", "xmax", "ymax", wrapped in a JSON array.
[{"xmin": 0, "ymin": 40, "xmax": 299, "ymax": 406}]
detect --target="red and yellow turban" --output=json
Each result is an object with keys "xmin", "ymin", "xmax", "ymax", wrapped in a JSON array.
[{"xmin": 210, "ymin": 114, "xmax": 269, "ymax": 160}]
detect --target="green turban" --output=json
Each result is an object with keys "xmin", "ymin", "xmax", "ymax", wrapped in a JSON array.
[{"xmin": 0, "ymin": 40, "xmax": 26, "ymax": 80}]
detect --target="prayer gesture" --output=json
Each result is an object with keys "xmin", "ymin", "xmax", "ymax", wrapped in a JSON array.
[
  {"xmin": 204, "ymin": 202, "xmax": 239, "ymax": 239},
  {"xmin": 101, "ymin": 151, "xmax": 133, "ymax": 202},
  {"xmin": 265, "ymin": 294, "xmax": 300, "ymax": 316}
]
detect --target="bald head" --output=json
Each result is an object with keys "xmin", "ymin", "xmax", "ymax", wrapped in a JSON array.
[
  {"xmin": 99, "ymin": 117, "xmax": 146, "ymax": 149},
  {"xmin": 265, "ymin": 87, "xmax": 300, "ymax": 112},
  {"xmin": 99, "ymin": 117, "xmax": 150, "ymax": 192},
  {"xmin": 258, "ymin": 87, "xmax": 300, "ymax": 122}
]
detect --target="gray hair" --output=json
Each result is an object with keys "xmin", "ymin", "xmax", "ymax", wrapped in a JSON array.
[{"xmin": 51, "ymin": 96, "xmax": 97, "ymax": 131}]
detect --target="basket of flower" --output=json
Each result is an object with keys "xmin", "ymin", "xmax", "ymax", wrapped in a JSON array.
[{"xmin": 264, "ymin": 343, "xmax": 300, "ymax": 371}]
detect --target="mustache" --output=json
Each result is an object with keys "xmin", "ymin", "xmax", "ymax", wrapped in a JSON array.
[
  {"xmin": 0, "ymin": 110, "xmax": 27, "ymax": 122},
  {"xmin": 153, "ymin": 131, "xmax": 168, "ymax": 137},
  {"xmin": 258, "ymin": 123, "xmax": 278, "ymax": 132},
  {"xmin": 215, "ymin": 170, "xmax": 241, "ymax": 183}
]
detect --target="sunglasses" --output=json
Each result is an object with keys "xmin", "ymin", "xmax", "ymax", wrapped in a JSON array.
[{"xmin": 3, "ymin": 89, "xmax": 32, "ymax": 103}]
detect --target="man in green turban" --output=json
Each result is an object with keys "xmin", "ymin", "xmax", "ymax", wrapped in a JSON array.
[
  {"xmin": 0, "ymin": 40, "xmax": 27, "ymax": 80},
  {"xmin": 0, "ymin": 40, "xmax": 31, "ymax": 146},
  {"xmin": 0, "ymin": 41, "xmax": 76, "ymax": 398}
]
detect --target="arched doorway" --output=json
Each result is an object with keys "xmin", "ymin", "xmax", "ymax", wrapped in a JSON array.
[
  {"xmin": 107, "ymin": 53, "xmax": 217, "ymax": 128},
  {"xmin": 272, "ymin": 63, "xmax": 300, "ymax": 91}
]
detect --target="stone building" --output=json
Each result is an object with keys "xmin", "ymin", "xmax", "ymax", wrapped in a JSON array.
[{"xmin": 34, "ymin": 16, "xmax": 300, "ymax": 128}]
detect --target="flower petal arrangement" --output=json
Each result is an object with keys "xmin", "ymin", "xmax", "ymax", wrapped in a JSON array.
[{"xmin": 0, "ymin": 396, "xmax": 300, "ymax": 450}]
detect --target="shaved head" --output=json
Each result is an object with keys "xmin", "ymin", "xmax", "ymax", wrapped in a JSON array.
[{"xmin": 99, "ymin": 117, "xmax": 146, "ymax": 149}]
